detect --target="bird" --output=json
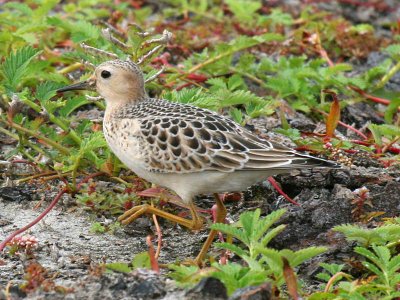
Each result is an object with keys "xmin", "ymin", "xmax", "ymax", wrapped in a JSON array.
[{"xmin": 57, "ymin": 59, "xmax": 340, "ymax": 265}]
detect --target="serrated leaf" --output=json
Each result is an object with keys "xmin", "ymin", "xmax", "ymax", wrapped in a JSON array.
[
  {"xmin": 1, "ymin": 46, "xmax": 41, "ymax": 90},
  {"xmin": 227, "ymin": 74, "xmax": 244, "ymax": 91},
  {"xmin": 225, "ymin": 0, "xmax": 261, "ymax": 23},
  {"xmin": 326, "ymin": 63, "xmax": 353, "ymax": 75},
  {"xmin": 264, "ymin": 8, "xmax": 293, "ymax": 26},
  {"xmin": 354, "ymin": 247, "xmax": 379, "ymax": 265},
  {"xmin": 230, "ymin": 108, "xmax": 243, "ymax": 124},
  {"xmin": 251, "ymin": 209, "xmax": 283, "ymax": 242},
  {"xmin": 36, "ymin": 81, "xmax": 64, "ymax": 103},
  {"xmin": 388, "ymin": 255, "xmax": 400, "ymax": 273},
  {"xmin": 257, "ymin": 247, "xmax": 283, "ymax": 273},
  {"xmin": 361, "ymin": 261, "xmax": 384, "ymax": 279},
  {"xmin": 260, "ymin": 224, "xmax": 286, "ymax": 247},
  {"xmin": 285, "ymin": 247, "xmax": 327, "ymax": 268},
  {"xmin": 206, "ymin": 77, "xmax": 227, "ymax": 91},
  {"xmin": 59, "ymin": 95, "xmax": 90, "ymax": 117},
  {"xmin": 319, "ymin": 263, "xmax": 345, "ymax": 275},
  {"xmin": 80, "ymin": 132, "xmax": 108, "ymax": 153},
  {"xmin": 211, "ymin": 223, "xmax": 248, "ymax": 245},
  {"xmin": 70, "ymin": 20, "xmax": 100, "ymax": 43},
  {"xmin": 214, "ymin": 242, "xmax": 248, "ymax": 257}
]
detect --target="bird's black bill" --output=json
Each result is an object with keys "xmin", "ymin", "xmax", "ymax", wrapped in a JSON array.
[{"xmin": 57, "ymin": 80, "xmax": 95, "ymax": 93}]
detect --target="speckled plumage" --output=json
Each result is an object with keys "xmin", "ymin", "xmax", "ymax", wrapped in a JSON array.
[
  {"xmin": 58, "ymin": 59, "xmax": 340, "ymax": 263},
  {"xmin": 94, "ymin": 60, "xmax": 338, "ymax": 204}
]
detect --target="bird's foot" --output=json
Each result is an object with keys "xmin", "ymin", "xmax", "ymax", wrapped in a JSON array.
[{"xmin": 118, "ymin": 203, "xmax": 204, "ymax": 231}]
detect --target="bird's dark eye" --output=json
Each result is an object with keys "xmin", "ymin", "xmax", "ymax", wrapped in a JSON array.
[{"xmin": 101, "ymin": 70, "xmax": 111, "ymax": 79}]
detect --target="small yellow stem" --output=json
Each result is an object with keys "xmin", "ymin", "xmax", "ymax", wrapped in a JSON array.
[{"xmin": 58, "ymin": 62, "xmax": 83, "ymax": 75}]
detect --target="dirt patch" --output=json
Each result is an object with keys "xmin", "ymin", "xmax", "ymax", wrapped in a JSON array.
[{"xmin": 2, "ymin": 164, "xmax": 398, "ymax": 299}]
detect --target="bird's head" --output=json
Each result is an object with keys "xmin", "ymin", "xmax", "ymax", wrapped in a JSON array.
[{"xmin": 57, "ymin": 59, "xmax": 145, "ymax": 105}]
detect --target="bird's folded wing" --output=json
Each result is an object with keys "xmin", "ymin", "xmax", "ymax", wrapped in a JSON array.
[{"xmin": 138, "ymin": 115, "xmax": 297, "ymax": 174}]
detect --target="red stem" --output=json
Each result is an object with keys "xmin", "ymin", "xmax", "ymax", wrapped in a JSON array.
[
  {"xmin": 76, "ymin": 172, "xmax": 105, "ymax": 190},
  {"xmin": 146, "ymin": 235, "xmax": 160, "ymax": 273},
  {"xmin": 0, "ymin": 172, "xmax": 105, "ymax": 252},
  {"xmin": 268, "ymin": 177, "xmax": 300, "ymax": 206},
  {"xmin": 0, "ymin": 188, "xmax": 68, "ymax": 251},
  {"xmin": 349, "ymin": 85, "xmax": 394, "ymax": 107},
  {"xmin": 337, "ymin": 120, "xmax": 369, "ymax": 140}
]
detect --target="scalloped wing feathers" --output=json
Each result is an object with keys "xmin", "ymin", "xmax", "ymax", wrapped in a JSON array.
[{"xmin": 114, "ymin": 99, "xmax": 335, "ymax": 174}]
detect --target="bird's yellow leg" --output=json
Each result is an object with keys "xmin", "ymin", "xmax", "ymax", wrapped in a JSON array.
[
  {"xmin": 118, "ymin": 202, "xmax": 203, "ymax": 231},
  {"xmin": 194, "ymin": 193, "xmax": 227, "ymax": 265}
]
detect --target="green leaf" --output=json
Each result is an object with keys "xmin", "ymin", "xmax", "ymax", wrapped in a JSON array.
[
  {"xmin": 230, "ymin": 108, "xmax": 243, "ymax": 124},
  {"xmin": 315, "ymin": 272, "xmax": 332, "ymax": 282},
  {"xmin": 384, "ymin": 98, "xmax": 400, "ymax": 124},
  {"xmin": 225, "ymin": 0, "xmax": 261, "ymax": 23},
  {"xmin": 1, "ymin": 46, "xmax": 41, "ymax": 90},
  {"xmin": 105, "ymin": 262, "xmax": 132, "ymax": 273},
  {"xmin": 132, "ymin": 252, "xmax": 151, "ymax": 269},
  {"xmin": 319, "ymin": 263, "xmax": 345, "ymax": 276},
  {"xmin": 90, "ymin": 222, "xmax": 106, "ymax": 234},
  {"xmin": 308, "ymin": 292, "xmax": 337, "ymax": 300},
  {"xmin": 363, "ymin": 261, "xmax": 384, "ymax": 280},
  {"xmin": 388, "ymin": 255, "xmax": 400, "ymax": 273},
  {"xmin": 71, "ymin": 20, "xmax": 100, "ymax": 43},
  {"xmin": 3, "ymin": 2, "xmax": 33, "ymax": 16},
  {"xmin": 36, "ymin": 81, "xmax": 64, "ymax": 103},
  {"xmin": 384, "ymin": 44, "xmax": 400, "ymax": 60},
  {"xmin": 227, "ymin": 74, "xmax": 245, "ymax": 91},
  {"xmin": 240, "ymin": 209, "xmax": 260, "ymax": 243},
  {"xmin": 257, "ymin": 247, "xmax": 283, "ymax": 273},
  {"xmin": 354, "ymin": 246, "xmax": 380, "ymax": 267},
  {"xmin": 214, "ymin": 242, "xmax": 248, "ymax": 258},
  {"xmin": 207, "ymin": 77, "xmax": 227, "ymax": 91},
  {"xmin": 59, "ymin": 95, "xmax": 90, "ymax": 117},
  {"xmin": 341, "ymin": 223, "xmax": 400, "ymax": 246},
  {"xmin": 167, "ymin": 264, "xmax": 202, "ymax": 288},
  {"xmin": 284, "ymin": 247, "xmax": 327, "ymax": 268},
  {"xmin": 260, "ymin": 225, "xmax": 286, "ymax": 247},
  {"xmin": 211, "ymin": 223, "xmax": 248, "ymax": 245},
  {"xmin": 80, "ymin": 132, "xmax": 108, "ymax": 153},
  {"xmin": 263, "ymin": 8, "xmax": 293, "ymax": 26},
  {"xmin": 254, "ymin": 209, "xmax": 286, "ymax": 243}
]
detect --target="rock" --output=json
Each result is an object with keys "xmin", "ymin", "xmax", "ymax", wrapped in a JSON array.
[
  {"xmin": 229, "ymin": 282, "xmax": 272, "ymax": 300},
  {"xmin": 186, "ymin": 277, "xmax": 228, "ymax": 300},
  {"xmin": 0, "ymin": 186, "xmax": 35, "ymax": 202},
  {"xmin": 342, "ymin": 103, "xmax": 384, "ymax": 130}
]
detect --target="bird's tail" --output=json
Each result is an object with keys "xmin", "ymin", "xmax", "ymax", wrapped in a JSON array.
[{"xmin": 288, "ymin": 152, "xmax": 341, "ymax": 169}]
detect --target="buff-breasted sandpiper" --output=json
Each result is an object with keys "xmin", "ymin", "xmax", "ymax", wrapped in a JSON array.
[{"xmin": 58, "ymin": 59, "xmax": 340, "ymax": 264}]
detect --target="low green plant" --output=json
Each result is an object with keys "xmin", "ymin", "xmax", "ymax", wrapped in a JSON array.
[
  {"xmin": 310, "ymin": 220, "xmax": 400, "ymax": 299},
  {"xmin": 163, "ymin": 74, "xmax": 277, "ymax": 124},
  {"xmin": 76, "ymin": 185, "xmax": 139, "ymax": 215},
  {"xmin": 168, "ymin": 209, "xmax": 327, "ymax": 296},
  {"xmin": 90, "ymin": 222, "xmax": 106, "ymax": 234},
  {"xmin": 105, "ymin": 251, "xmax": 151, "ymax": 273},
  {"xmin": 311, "ymin": 244, "xmax": 400, "ymax": 299},
  {"xmin": 368, "ymin": 124, "xmax": 400, "ymax": 152},
  {"xmin": 333, "ymin": 223, "xmax": 400, "ymax": 247}
]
